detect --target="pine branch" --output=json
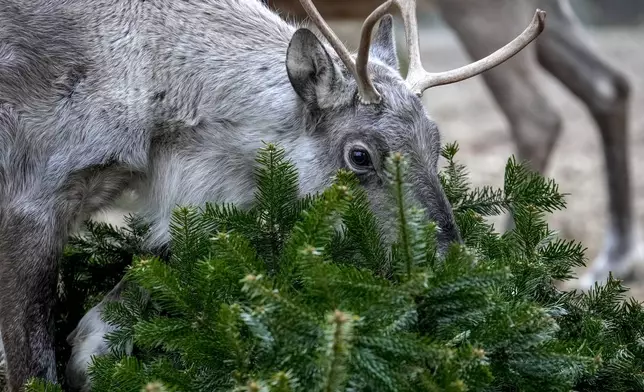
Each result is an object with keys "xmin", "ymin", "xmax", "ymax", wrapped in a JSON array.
[
  {"xmin": 24, "ymin": 379, "xmax": 64, "ymax": 392},
  {"xmin": 330, "ymin": 170, "xmax": 389, "ymax": 276},
  {"xmin": 253, "ymin": 142, "xmax": 301, "ymax": 274},
  {"xmin": 385, "ymin": 153, "xmax": 431, "ymax": 281},
  {"xmin": 504, "ymin": 156, "xmax": 567, "ymax": 213},
  {"xmin": 319, "ymin": 310, "xmax": 354, "ymax": 392},
  {"xmin": 23, "ymin": 140, "xmax": 644, "ymax": 392}
]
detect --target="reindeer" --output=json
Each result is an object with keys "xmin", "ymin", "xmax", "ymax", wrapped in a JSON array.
[
  {"xmin": 268, "ymin": 0, "xmax": 640, "ymax": 289},
  {"xmin": 0, "ymin": 0, "xmax": 543, "ymax": 390}
]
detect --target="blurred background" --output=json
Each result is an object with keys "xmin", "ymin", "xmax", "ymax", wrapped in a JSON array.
[{"xmin": 97, "ymin": 0, "xmax": 644, "ymax": 295}]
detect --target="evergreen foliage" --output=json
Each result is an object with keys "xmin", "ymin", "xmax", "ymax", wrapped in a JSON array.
[{"xmin": 12, "ymin": 142, "xmax": 644, "ymax": 392}]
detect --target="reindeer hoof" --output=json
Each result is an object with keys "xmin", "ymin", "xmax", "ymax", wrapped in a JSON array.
[{"xmin": 575, "ymin": 226, "xmax": 644, "ymax": 291}]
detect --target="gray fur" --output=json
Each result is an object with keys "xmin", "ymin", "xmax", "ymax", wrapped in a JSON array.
[
  {"xmin": 0, "ymin": 332, "xmax": 5, "ymax": 388},
  {"xmin": 64, "ymin": 281, "xmax": 128, "ymax": 391},
  {"xmin": 0, "ymin": 1, "xmax": 459, "ymax": 390}
]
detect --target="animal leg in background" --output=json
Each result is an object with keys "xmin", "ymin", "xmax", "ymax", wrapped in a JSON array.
[
  {"xmin": 437, "ymin": 0, "xmax": 562, "ymax": 174},
  {"xmin": 438, "ymin": 0, "xmax": 642, "ymax": 287},
  {"xmin": 436, "ymin": 0, "xmax": 562, "ymax": 235},
  {"xmin": 535, "ymin": 0, "xmax": 641, "ymax": 287}
]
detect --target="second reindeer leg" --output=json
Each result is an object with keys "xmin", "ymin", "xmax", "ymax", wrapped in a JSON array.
[{"xmin": 536, "ymin": 0, "xmax": 642, "ymax": 288}]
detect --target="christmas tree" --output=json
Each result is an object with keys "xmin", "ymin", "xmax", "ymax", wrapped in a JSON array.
[{"xmin": 7, "ymin": 143, "xmax": 644, "ymax": 392}]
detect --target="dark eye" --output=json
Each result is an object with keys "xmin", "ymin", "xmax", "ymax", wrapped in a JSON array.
[{"xmin": 350, "ymin": 148, "xmax": 371, "ymax": 167}]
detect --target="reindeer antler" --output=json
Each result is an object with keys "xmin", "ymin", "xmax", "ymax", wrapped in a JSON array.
[
  {"xmin": 355, "ymin": 0, "xmax": 396, "ymax": 103},
  {"xmin": 300, "ymin": 0, "xmax": 546, "ymax": 103},
  {"xmin": 397, "ymin": 1, "xmax": 546, "ymax": 96},
  {"xmin": 299, "ymin": 0, "xmax": 383, "ymax": 104}
]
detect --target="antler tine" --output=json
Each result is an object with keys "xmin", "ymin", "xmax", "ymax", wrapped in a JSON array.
[
  {"xmin": 355, "ymin": 0, "xmax": 395, "ymax": 104},
  {"xmin": 299, "ymin": 0, "xmax": 388, "ymax": 105},
  {"xmin": 298, "ymin": 0, "xmax": 356, "ymax": 75},
  {"xmin": 395, "ymin": 0, "xmax": 546, "ymax": 96},
  {"xmin": 390, "ymin": 0, "xmax": 424, "ymax": 94}
]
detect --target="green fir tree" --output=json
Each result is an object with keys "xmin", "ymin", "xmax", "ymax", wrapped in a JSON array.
[{"xmin": 16, "ymin": 142, "xmax": 644, "ymax": 392}]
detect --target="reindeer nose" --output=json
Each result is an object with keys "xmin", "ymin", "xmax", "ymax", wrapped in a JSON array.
[
  {"xmin": 424, "ymin": 201, "xmax": 463, "ymax": 254},
  {"xmin": 426, "ymin": 185, "xmax": 463, "ymax": 249},
  {"xmin": 412, "ymin": 165, "xmax": 463, "ymax": 250}
]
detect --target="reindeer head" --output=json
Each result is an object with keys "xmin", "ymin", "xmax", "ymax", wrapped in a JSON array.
[{"xmin": 283, "ymin": 0, "xmax": 545, "ymax": 251}]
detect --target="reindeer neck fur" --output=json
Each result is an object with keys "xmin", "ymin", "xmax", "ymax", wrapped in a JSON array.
[
  {"xmin": 0, "ymin": 0, "xmax": 356, "ymax": 248},
  {"xmin": 135, "ymin": 1, "xmax": 360, "ymax": 247}
]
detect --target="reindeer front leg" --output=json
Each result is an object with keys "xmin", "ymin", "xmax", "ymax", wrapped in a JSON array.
[
  {"xmin": 0, "ymin": 200, "xmax": 64, "ymax": 390},
  {"xmin": 0, "ymin": 104, "xmax": 137, "ymax": 391}
]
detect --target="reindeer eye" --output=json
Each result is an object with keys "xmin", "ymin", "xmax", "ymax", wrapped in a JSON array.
[{"xmin": 350, "ymin": 148, "xmax": 371, "ymax": 167}]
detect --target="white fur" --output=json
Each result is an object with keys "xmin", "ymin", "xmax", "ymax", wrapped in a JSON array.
[{"xmin": 577, "ymin": 223, "xmax": 644, "ymax": 290}]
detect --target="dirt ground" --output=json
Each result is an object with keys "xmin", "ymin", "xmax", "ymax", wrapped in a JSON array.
[{"xmin": 95, "ymin": 24, "xmax": 644, "ymax": 298}]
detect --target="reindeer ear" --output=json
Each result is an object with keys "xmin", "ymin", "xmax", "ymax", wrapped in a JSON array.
[
  {"xmin": 370, "ymin": 15, "xmax": 398, "ymax": 70},
  {"xmin": 286, "ymin": 28, "xmax": 342, "ymax": 109}
]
